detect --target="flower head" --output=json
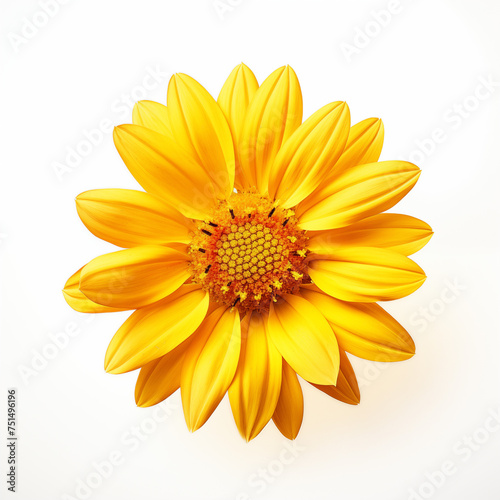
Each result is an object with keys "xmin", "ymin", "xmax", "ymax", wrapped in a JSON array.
[{"xmin": 64, "ymin": 64, "xmax": 432, "ymax": 441}]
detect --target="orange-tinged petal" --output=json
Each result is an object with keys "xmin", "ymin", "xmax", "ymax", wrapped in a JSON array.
[
  {"xmin": 132, "ymin": 100, "xmax": 172, "ymax": 136},
  {"xmin": 62, "ymin": 267, "xmax": 129, "ymax": 313},
  {"xmin": 135, "ymin": 338, "xmax": 191, "ymax": 407},
  {"xmin": 268, "ymin": 102, "xmax": 350, "ymax": 207},
  {"xmin": 308, "ymin": 247, "xmax": 426, "ymax": 302},
  {"xmin": 113, "ymin": 124, "xmax": 219, "ymax": 220},
  {"xmin": 79, "ymin": 245, "xmax": 191, "ymax": 309},
  {"xmin": 268, "ymin": 294, "xmax": 339, "ymax": 385},
  {"xmin": 105, "ymin": 285, "xmax": 209, "ymax": 374},
  {"xmin": 307, "ymin": 214, "xmax": 433, "ymax": 256},
  {"xmin": 181, "ymin": 306, "xmax": 241, "ymax": 432},
  {"xmin": 218, "ymin": 63, "xmax": 259, "ymax": 190},
  {"xmin": 297, "ymin": 161, "xmax": 421, "ymax": 231},
  {"xmin": 167, "ymin": 73, "xmax": 235, "ymax": 194},
  {"xmin": 272, "ymin": 361, "xmax": 303, "ymax": 440},
  {"xmin": 239, "ymin": 66, "xmax": 302, "ymax": 193},
  {"xmin": 301, "ymin": 285, "xmax": 415, "ymax": 361},
  {"xmin": 229, "ymin": 312, "xmax": 282, "ymax": 441},
  {"xmin": 76, "ymin": 189, "xmax": 194, "ymax": 248},
  {"xmin": 311, "ymin": 348, "xmax": 360, "ymax": 405}
]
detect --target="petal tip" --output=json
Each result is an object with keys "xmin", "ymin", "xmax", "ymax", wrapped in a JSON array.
[
  {"xmin": 373, "ymin": 117, "xmax": 384, "ymax": 132},
  {"xmin": 273, "ymin": 65, "xmax": 288, "ymax": 78},
  {"xmin": 172, "ymin": 73, "xmax": 190, "ymax": 87},
  {"xmin": 342, "ymin": 391, "xmax": 361, "ymax": 405},
  {"xmin": 135, "ymin": 398, "xmax": 151, "ymax": 408},
  {"xmin": 186, "ymin": 420, "xmax": 199, "ymax": 433},
  {"xmin": 104, "ymin": 354, "xmax": 118, "ymax": 374},
  {"xmin": 112, "ymin": 125, "xmax": 126, "ymax": 141}
]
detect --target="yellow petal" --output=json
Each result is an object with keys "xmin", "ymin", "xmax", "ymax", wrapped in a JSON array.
[
  {"xmin": 328, "ymin": 117, "xmax": 384, "ymax": 177},
  {"xmin": 268, "ymin": 293, "xmax": 339, "ymax": 385},
  {"xmin": 297, "ymin": 118, "xmax": 384, "ymax": 214},
  {"xmin": 76, "ymin": 189, "xmax": 194, "ymax": 248},
  {"xmin": 272, "ymin": 361, "xmax": 303, "ymax": 440},
  {"xmin": 268, "ymin": 102, "xmax": 350, "ymax": 207},
  {"xmin": 135, "ymin": 338, "xmax": 191, "ymax": 407},
  {"xmin": 105, "ymin": 285, "xmax": 209, "ymax": 374},
  {"xmin": 297, "ymin": 161, "xmax": 421, "ymax": 231},
  {"xmin": 132, "ymin": 100, "xmax": 172, "ymax": 136},
  {"xmin": 311, "ymin": 348, "xmax": 360, "ymax": 405},
  {"xmin": 79, "ymin": 245, "xmax": 191, "ymax": 309},
  {"xmin": 113, "ymin": 124, "xmax": 219, "ymax": 220},
  {"xmin": 301, "ymin": 285, "xmax": 415, "ymax": 361},
  {"xmin": 217, "ymin": 63, "xmax": 259, "ymax": 190},
  {"xmin": 307, "ymin": 214, "xmax": 433, "ymax": 256},
  {"xmin": 308, "ymin": 247, "xmax": 426, "ymax": 302},
  {"xmin": 228, "ymin": 311, "xmax": 282, "ymax": 441},
  {"xmin": 62, "ymin": 267, "xmax": 128, "ymax": 313},
  {"xmin": 181, "ymin": 306, "xmax": 241, "ymax": 432},
  {"xmin": 167, "ymin": 73, "xmax": 235, "ymax": 194},
  {"xmin": 239, "ymin": 66, "xmax": 303, "ymax": 193}
]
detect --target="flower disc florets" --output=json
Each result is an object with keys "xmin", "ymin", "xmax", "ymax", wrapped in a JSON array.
[{"xmin": 189, "ymin": 191, "xmax": 309, "ymax": 312}]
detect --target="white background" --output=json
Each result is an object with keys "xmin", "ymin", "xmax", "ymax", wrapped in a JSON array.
[{"xmin": 1, "ymin": 1, "xmax": 500, "ymax": 499}]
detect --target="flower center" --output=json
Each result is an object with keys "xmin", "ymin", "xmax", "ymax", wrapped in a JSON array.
[{"xmin": 189, "ymin": 191, "xmax": 309, "ymax": 313}]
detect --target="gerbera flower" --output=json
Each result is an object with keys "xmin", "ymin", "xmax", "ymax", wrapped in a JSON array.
[{"xmin": 63, "ymin": 64, "xmax": 432, "ymax": 441}]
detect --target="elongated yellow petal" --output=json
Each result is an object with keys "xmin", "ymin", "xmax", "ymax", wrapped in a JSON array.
[
  {"xmin": 218, "ymin": 63, "xmax": 259, "ymax": 190},
  {"xmin": 311, "ymin": 348, "xmax": 360, "ymax": 405},
  {"xmin": 239, "ymin": 66, "xmax": 302, "ymax": 193},
  {"xmin": 135, "ymin": 338, "xmax": 191, "ymax": 407},
  {"xmin": 307, "ymin": 214, "xmax": 433, "ymax": 256},
  {"xmin": 181, "ymin": 306, "xmax": 241, "ymax": 432},
  {"xmin": 268, "ymin": 102, "xmax": 350, "ymax": 207},
  {"xmin": 105, "ymin": 285, "xmax": 209, "ymax": 374},
  {"xmin": 76, "ymin": 189, "xmax": 194, "ymax": 248},
  {"xmin": 297, "ymin": 161, "xmax": 421, "ymax": 231},
  {"xmin": 132, "ymin": 100, "xmax": 172, "ymax": 136},
  {"xmin": 229, "ymin": 311, "xmax": 282, "ymax": 441},
  {"xmin": 63, "ymin": 267, "xmax": 129, "ymax": 313},
  {"xmin": 79, "ymin": 245, "xmax": 191, "ymax": 309},
  {"xmin": 272, "ymin": 361, "xmax": 303, "ymax": 440},
  {"xmin": 268, "ymin": 294, "xmax": 339, "ymax": 385},
  {"xmin": 167, "ymin": 73, "xmax": 235, "ymax": 194},
  {"xmin": 301, "ymin": 285, "xmax": 415, "ymax": 361},
  {"xmin": 113, "ymin": 124, "xmax": 219, "ymax": 220},
  {"xmin": 308, "ymin": 247, "xmax": 426, "ymax": 302},
  {"xmin": 328, "ymin": 117, "xmax": 384, "ymax": 178},
  {"xmin": 300, "ymin": 118, "xmax": 385, "ymax": 213}
]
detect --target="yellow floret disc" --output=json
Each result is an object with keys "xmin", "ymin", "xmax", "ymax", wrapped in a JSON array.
[{"xmin": 189, "ymin": 191, "xmax": 309, "ymax": 313}]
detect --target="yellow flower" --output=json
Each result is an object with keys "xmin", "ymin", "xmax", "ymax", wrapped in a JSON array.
[{"xmin": 63, "ymin": 64, "xmax": 432, "ymax": 441}]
